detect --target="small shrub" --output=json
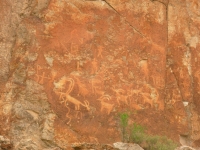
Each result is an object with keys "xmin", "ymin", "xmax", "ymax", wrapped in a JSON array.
[
  {"xmin": 146, "ymin": 135, "xmax": 178, "ymax": 150},
  {"xmin": 130, "ymin": 123, "xmax": 145, "ymax": 144},
  {"xmin": 118, "ymin": 112, "xmax": 178, "ymax": 150},
  {"xmin": 146, "ymin": 135, "xmax": 159, "ymax": 150},
  {"xmin": 119, "ymin": 112, "xmax": 129, "ymax": 142}
]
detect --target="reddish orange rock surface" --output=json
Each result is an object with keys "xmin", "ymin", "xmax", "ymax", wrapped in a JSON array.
[{"xmin": 0, "ymin": 0, "xmax": 200, "ymax": 149}]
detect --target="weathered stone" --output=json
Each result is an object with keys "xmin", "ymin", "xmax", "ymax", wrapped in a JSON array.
[
  {"xmin": 0, "ymin": 0, "xmax": 200, "ymax": 149},
  {"xmin": 0, "ymin": 135, "xmax": 12, "ymax": 150},
  {"xmin": 113, "ymin": 142, "xmax": 144, "ymax": 150},
  {"xmin": 72, "ymin": 143, "xmax": 118, "ymax": 150}
]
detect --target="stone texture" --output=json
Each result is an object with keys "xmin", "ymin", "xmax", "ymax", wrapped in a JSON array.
[
  {"xmin": 113, "ymin": 142, "xmax": 144, "ymax": 150},
  {"xmin": 0, "ymin": 0, "xmax": 200, "ymax": 149},
  {"xmin": 175, "ymin": 146, "xmax": 197, "ymax": 150},
  {"xmin": 72, "ymin": 143, "xmax": 118, "ymax": 150},
  {"xmin": 0, "ymin": 135, "xmax": 12, "ymax": 150}
]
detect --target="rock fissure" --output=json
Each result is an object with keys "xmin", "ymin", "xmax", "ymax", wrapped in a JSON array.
[
  {"xmin": 103, "ymin": 0, "xmax": 146, "ymax": 38},
  {"xmin": 151, "ymin": 0, "xmax": 168, "ymax": 21},
  {"xmin": 170, "ymin": 67, "xmax": 185, "ymax": 101},
  {"xmin": 1, "ymin": 0, "xmax": 200, "ymax": 149},
  {"xmin": 150, "ymin": 0, "xmax": 168, "ymax": 8}
]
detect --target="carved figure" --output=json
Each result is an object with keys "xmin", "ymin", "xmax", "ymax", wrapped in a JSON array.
[
  {"xmin": 73, "ymin": 76, "xmax": 89, "ymax": 99},
  {"xmin": 139, "ymin": 60, "xmax": 149, "ymax": 82},
  {"xmin": 151, "ymin": 75, "xmax": 164, "ymax": 89},
  {"xmin": 61, "ymin": 94, "xmax": 90, "ymax": 111},
  {"xmin": 97, "ymin": 95, "xmax": 114, "ymax": 115},
  {"xmin": 89, "ymin": 77, "xmax": 104, "ymax": 96},
  {"xmin": 53, "ymin": 76, "xmax": 69, "ymax": 99},
  {"xmin": 89, "ymin": 136, "xmax": 99, "ymax": 144},
  {"xmin": 27, "ymin": 66, "xmax": 35, "ymax": 75},
  {"xmin": 39, "ymin": 72, "xmax": 50, "ymax": 84},
  {"xmin": 76, "ymin": 111, "xmax": 82, "ymax": 120},
  {"xmin": 129, "ymin": 89, "xmax": 141, "ymax": 103},
  {"xmin": 35, "ymin": 65, "xmax": 42, "ymax": 81},
  {"xmin": 56, "ymin": 78, "xmax": 90, "ymax": 111},
  {"xmin": 89, "ymin": 69, "xmax": 105, "ymax": 96},
  {"xmin": 65, "ymin": 106, "xmax": 71, "ymax": 125},
  {"xmin": 140, "ymin": 93, "xmax": 153, "ymax": 108},
  {"xmin": 131, "ymin": 89, "xmax": 141, "ymax": 96},
  {"xmin": 175, "ymin": 115, "xmax": 182, "ymax": 123},
  {"xmin": 35, "ymin": 65, "xmax": 50, "ymax": 84},
  {"xmin": 112, "ymin": 87, "xmax": 128, "ymax": 105}
]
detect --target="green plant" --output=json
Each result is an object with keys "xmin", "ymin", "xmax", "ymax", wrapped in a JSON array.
[
  {"xmin": 146, "ymin": 135, "xmax": 178, "ymax": 150},
  {"xmin": 130, "ymin": 123, "xmax": 145, "ymax": 144},
  {"xmin": 146, "ymin": 135, "xmax": 159, "ymax": 150},
  {"xmin": 118, "ymin": 112, "xmax": 178, "ymax": 150},
  {"xmin": 119, "ymin": 112, "xmax": 129, "ymax": 142}
]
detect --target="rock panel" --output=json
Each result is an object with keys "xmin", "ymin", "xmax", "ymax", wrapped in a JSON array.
[{"xmin": 0, "ymin": 0, "xmax": 200, "ymax": 149}]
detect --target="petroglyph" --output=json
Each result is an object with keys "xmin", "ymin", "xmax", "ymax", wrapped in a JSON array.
[
  {"xmin": 112, "ymin": 87, "xmax": 128, "ymax": 105},
  {"xmin": 89, "ymin": 136, "xmax": 99, "ymax": 144},
  {"xmin": 175, "ymin": 115, "xmax": 182, "ymax": 123},
  {"xmin": 97, "ymin": 95, "xmax": 114, "ymax": 115},
  {"xmin": 140, "ymin": 92, "xmax": 153, "ymax": 108},
  {"xmin": 152, "ymin": 75, "xmax": 165, "ymax": 89},
  {"xmin": 89, "ymin": 74, "xmax": 104, "ymax": 96},
  {"xmin": 37, "ymin": 72, "xmax": 50, "ymax": 84},
  {"xmin": 1, "ymin": 0, "xmax": 196, "ymax": 147},
  {"xmin": 166, "ymin": 90, "xmax": 180, "ymax": 106},
  {"xmin": 65, "ymin": 106, "xmax": 71, "ymax": 125},
  {"xmin": 139, "ymin": 59, "xmax": 149, "ymax": 82},
  {"xmin": 130, "ymin": 89, "xmax": 141, "ymax": 97},
  {"xmin": 35, "ymin": 65, "xmax": 50, "ymax": 84},
  {"xmin": 54, "ymin": 78, "xmax": 90, "ymax": 111},
  {"xmin": 73, "ymin": 75, "xmax": 89, "ymax": 98},
  {"xmin": 75, "ymin": 111, "xmax": 82, "ymax": 120},
  {"xmin": 90, "ymin": 58, "xmax": 98, "ymax": 74},
  {"xmin": 62, "ymin": 97, "xmax": 90, "ymax": 111},
  {"xmin": 53, "ymin": 76, "xmax": 68, "ymax": 96}
]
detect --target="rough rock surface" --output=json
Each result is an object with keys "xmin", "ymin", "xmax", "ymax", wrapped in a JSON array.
[
  {"xmin": 113, "ymin": 142, "xmax": 144, "ymax": 150},
  {"xmin": 175, "ymin": 146, "xmax": 197, "ymax": 150},
  {"xmin": 0, "ymin": 0, "xmax": 200, "ymax": 149},
  {"xmin": 72, "ymin": 143, "xmax": 119, "ymax": 150}
]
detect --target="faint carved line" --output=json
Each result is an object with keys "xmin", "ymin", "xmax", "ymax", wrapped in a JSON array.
[
  {"xmin": 65, "ymin": 106, "xmax": 71, "ymax": 125},
  {"xmin": 55, "ymin": 78, "xmax": 91, "ymax": 111},
  {"xmin": 97, "ymin": 95, "xmax": 114, "ymax": 115}
]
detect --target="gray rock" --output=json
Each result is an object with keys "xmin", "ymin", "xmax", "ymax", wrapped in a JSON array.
[{"xmin": 113, "ymin": 142, "xmax": 144, "ymax": 150}]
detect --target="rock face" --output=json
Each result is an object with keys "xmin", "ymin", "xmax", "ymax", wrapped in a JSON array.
[
  {"xmin": 72, "ymin": 143, "xmax": 119, "ymax": 150},
  {"xmin": 0, "ymin": 0, "xmax": 200, "ymax": 149},
  {"xmin": 113, "ymin": 142, "xmax": 144, "ymax": 150}
]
